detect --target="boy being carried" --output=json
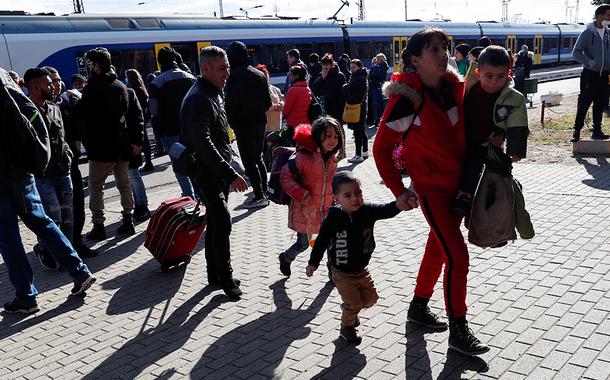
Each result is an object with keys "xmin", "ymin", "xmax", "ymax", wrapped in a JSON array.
[
  {"xmin": 306, "ymin": 171, "xmax": 415, "ymax": 344},
  {"xmin": 452, "ymin": 45, "xmax": 529, "ymax": 216}
]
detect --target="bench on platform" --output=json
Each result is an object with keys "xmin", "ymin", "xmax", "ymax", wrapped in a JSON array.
[{"xmin": 573, "ymin": 139, "xmax": 610, "ymax": 154}]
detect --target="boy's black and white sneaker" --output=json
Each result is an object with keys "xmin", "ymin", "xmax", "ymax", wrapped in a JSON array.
[
  {"xmin": 71, "ymin": 275, "xmax": 96, "ymax": 295},
  {"xmin": 278, "ymin": 252, "xmax": 291, "ymax": 277},
  {"xmin": 3, "ymin": 299, "xmax": 40, "ymax": 314},
  {"xmin": 407, "ymin": 299, "xmax": 448, "ymax": 331},
  {"xmin": 448, "ymin": 317, "xmax": 490, "ymax": 356},
  {"xmin": 340, "ymin": 326, "xmax": 362, "ymax": 345}
]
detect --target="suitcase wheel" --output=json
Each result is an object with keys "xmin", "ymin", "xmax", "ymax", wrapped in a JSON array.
[{"xmin": 160, "ymin": 254, "xmax": 191, "ymax": 272}]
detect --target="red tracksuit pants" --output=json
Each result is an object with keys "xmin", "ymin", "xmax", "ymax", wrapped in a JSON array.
[{"xmin": 414, "ymin": 195, "xmax": 469, "ymax": 319}]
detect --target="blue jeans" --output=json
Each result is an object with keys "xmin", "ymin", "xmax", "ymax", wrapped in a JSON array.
[
  {"xmin": 35, "ymin": 176, "xmax": 74, "ymax": 244},
  {"xmin": 128, "ymin": 168, "xmax": 148, "ymax": 206},
  {"xmin": 0, "ymin": 174, "xmax": 91, "ymax": 303},
  {"xmin": 160, "ymin": 134, "xmax": 194, "ymax": 198}
]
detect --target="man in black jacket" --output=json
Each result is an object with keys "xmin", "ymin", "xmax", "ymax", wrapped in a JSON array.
[
  {"xmin": 180, "ymin": 46, "xmax": 248, "ymax": 299},
  {"xmin": 149, "ymin": 47, "xmax": 196, "ymax": 198},
  {"xmin": 75, "ymin": 47, "xmax": 142, "ymax": 240},
  {"xmin": 225, "ymin": 41, "xmax": 272, "ymax": 208}
]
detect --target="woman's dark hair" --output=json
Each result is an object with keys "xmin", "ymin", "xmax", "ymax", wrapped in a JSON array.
[
  {"xmin": 454, "ymin": 43, "xmax": 471, "ymax": 59},
  {"xmin": 349, "ymin": 59, "xmax": 363, "ymax": 68},
  {"xmin": 308, "ymin": 53, "xmax": 320, "ymax": 64},
  {"xmin": 311, "ymin": 116, "xmax": 343, "ymax": 156},
  {"xmin": 287, "ymin": 48, "xmax": 300, "ymax": 60},
  {"xmin": 320, "ymin": 53, "xmax": 336, "ymax": 66},
  {"xmin": 289, "ymin": 64, "xmax": 307, "ymax": 82},
  {"xmin": 331, "ymin": 171, "xmax": 359, "ymax": 194},
  {"xmin": 85, "ymin": 47, "xmax": 112, "ymax": 73},
  {"xmin": 401, "ymin": 28, "xmax": 449, "ymax": 72},
  {"xmin": 255, "ymin": 64, "xmax": 270, "ymax": 78},
  {"xmin": 125, "ymin": 69, "xmax": 148, "ymax": 97},
  {"xmin": 478, "ymin": 46, "xmax": 510, "ymax": 69},
  {"xmin": 478, "ymin": 36, "xmax": 492, "ymax": 48},
  {"xmin": 469, "ymin": 46, "xmax": 483, "ymax": 61}
]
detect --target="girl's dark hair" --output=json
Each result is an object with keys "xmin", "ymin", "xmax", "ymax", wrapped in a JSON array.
[
  {"xmin": 125, "ymin": 69, "xmax": 148, "ymax": 97},
  {"xmin": 349, "ymin": 59, "xmax": 363, "ymax": 68},
  {"xmin": 454, "ymin": 43, "xmax": 471, "ymax": 58},
  {"xmin": 320, "ymin": 54, "xmax": 336, "ymax": 67},
  {"xmin": 310, "ymin": 116, "xmax": 343, "ymax": 156},
  {"xmin": 289, "ymin": 64, "xmax": 307, "ymax": 82},
  {"xmin": 401, "ymin": 28, "xmax": 449, "ymax": 72},
  {"xmin": 331, "ymin": 171, "xmax": 359, "ymax": 194}
]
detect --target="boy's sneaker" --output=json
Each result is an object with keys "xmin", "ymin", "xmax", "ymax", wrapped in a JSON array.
[
  {"xmin": 71, "ymin": 275, "xmax": 97, "ymax": 295},
  {"xmin": 448, "ymin": 317, "xmax": 490, "ymax": 356},
  {"xmin": 340, "ymin": 326, "xmax": 362, "ymax": 345},
  {"xmin": 3, "ymin": 299, "xmax": 39, "ymax": 314},
  {"xmin": 279, "ymin": 252, "xmax": 291, "ymax": 276},
  {"xmin": 362, "ymin": 151, "xmax": 370, "ymax": 158},
  {"xmin": 243, "ymin": 196, "xmax": 269, "ymax": 209},
  {"xmin": 222, "ymin": 278, "xmax": 242, "ymax": 299},
  {"xmin": 407, "ymin": 299, "xmax": 448, "ymax": 331},
  {"xmin": 347, "ymin": 155, "xmax": 364, "ymax": 163}
]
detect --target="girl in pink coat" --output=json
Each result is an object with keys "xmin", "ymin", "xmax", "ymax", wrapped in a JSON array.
[{"xmin": 278, "ymin": 117, "xmax": 342, "ymax": 276}]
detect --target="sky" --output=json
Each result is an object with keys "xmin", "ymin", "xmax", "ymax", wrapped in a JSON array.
[{"xmin": 2, "ymin": 0, "xmax": 598, "ymax": 24}]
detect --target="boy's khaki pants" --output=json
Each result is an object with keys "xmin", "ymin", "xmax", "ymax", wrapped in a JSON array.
[{"xmin": 332, "ymin": 268, "xmax": 379, "ymax": 328}]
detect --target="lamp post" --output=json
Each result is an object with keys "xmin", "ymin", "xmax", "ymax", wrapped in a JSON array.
[{"xmin": 239, "ymin": 5, "xmax": 264, "ymax": 18}]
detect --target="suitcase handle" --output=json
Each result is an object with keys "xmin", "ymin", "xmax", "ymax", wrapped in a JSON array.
[{"xmin": 184, "ymin": 199, "xmax": 207, "ymax": 229}]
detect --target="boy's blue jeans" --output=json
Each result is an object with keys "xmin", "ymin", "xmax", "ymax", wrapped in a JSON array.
[
  {"xmin": 0, "ymin": 174, "xmax": 91, "ymax": 304},
  {"xmin": 35, "ymin": 175, "xmax": 74, "ymax": 243},
  {"xmin": 159, "ymin": 134, "xmax": 194, "ymax": 199},
  {"xmin": 128, "ymin": 168, "xmax": 148, "ymax": 206}
]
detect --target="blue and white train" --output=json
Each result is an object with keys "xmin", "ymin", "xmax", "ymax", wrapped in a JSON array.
[{"xmin": 0, "ymin": 14, "xmax": 585, "ymax": 87}]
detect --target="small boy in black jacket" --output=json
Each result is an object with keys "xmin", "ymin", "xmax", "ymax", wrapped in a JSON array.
[{"xmin": 306, "ymin": 171, "xmax": 415, "ymax": 344}]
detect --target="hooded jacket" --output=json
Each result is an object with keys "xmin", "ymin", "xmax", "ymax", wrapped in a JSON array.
[
  {"xmin": 280, "ymin": 124, "xmax": 338, "ymax": 234},
  {"xmin": 573, "ymin": 21, "xmax": 610, "ymax": 74},
  {"xmin": 283, "ymin": 80, "xmax": 312, "ymax": 127},
  {"xmin": 465, "ymin": 76, "xmax": 529, "ymax": 158},
  {"xmin": 312, "ymin": 66, "xmax": 346, "ymax": 121},
  {"xmin": 75, "ymin": 72, "xmax": 140, "ymax": 162},
  {"xmin": 373, "ymin": 68, "xmax": 465, "ymax": 197},
  {"xmin": 369, "ymin": 61, "xmax": 389, "ymax": 89},
  {"xmin": 225, "ymin": 41, "xmax": 272, "ymax": 131},
  {"xmin": 148, "ymin": 63, "xmax": 196, "ymax": 136}
]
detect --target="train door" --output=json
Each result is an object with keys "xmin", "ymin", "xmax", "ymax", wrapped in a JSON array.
[
  {"xmin": 154, "ymin": 43, "xmax": 171, "ymax": 70},
  {"xmin": 392, "ymin": 36, "xmax": 408, "ymax": 72},
  {"xmin": 506, "ymin": 35, "xmax": 517, "ymax": 55},
  {"xmin": 534, "ymin": 35, "xmax": 543, "ymax": 65}
]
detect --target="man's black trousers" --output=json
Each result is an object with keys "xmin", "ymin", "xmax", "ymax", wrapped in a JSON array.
[
  {"xmin": 235, "ymin": 123, "xmax": 268, "ymax": 200},
  {"xmin": 574, "ymin": 69, "xmax": 610, "ymax": 132}
]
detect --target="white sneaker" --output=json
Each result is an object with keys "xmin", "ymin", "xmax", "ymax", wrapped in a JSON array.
[
  {"xmin": 362, "ymin": 151, "xmax": 370, "ymax": 158},
  {"xmin": 347, "ymin": 155, "xmax": 364, "ymax": 163}
]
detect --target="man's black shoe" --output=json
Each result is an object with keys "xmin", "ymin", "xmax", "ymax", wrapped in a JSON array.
[
  {"xmin": 407, "ymin": 299, "xmax": 448, "ymax": 331},
  {"xmin": 279, "ymin": 252, "xmax": 291, "ymax": 277},
  {"xmin": 139, "ymin": 163, "xmax": 154, "ymax": 173},
  {"xmin": 74, "ymin": 242, "xmax": 98, "ymax": 258},
  {"xmin": 591, "ymin": 131, "xmax": 610, "ymax": 140},
  {"xmin": 133, "ymin": 205, "xmax": 151, "ymax": 223},
  {"xmin": 86, "ymin": 223, "xmax": 107, "ymax": 241},
  {"xmin": 448, "ymin": 317, "xmax": 490, "ymax": 356},
  {"xmin": 3, "ymin": 299, "xmax": 39, "ymax": 314},
  {"xmin": 117, "ymin": 214, "xmax": 135, "ymax": 236},
  {"xmin": 222, "ymin": 279, "xmax": 242, "ymax": 299},
  {"xmin": 208, "ymin": 277, "xmax": 241, "ymax": 288},
  {"xmin": 71, "ymin": 275, "xmax": 97, "ymax": 295},
  {"xmin": 570, "ymin": 130, "xmax": 580, "ymax": 142}
]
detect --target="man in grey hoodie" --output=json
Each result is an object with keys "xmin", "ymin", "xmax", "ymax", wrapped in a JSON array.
[{"xmin": 571, "ymin": 4, "xmax": 610, "ymax": 142}]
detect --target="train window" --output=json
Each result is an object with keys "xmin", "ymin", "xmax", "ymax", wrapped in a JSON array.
[
  {"xmin": 265, "ymin": 43, "xmax": 290, "ymax": 74},
  {"xmin": 371, "ymin": 41, "xmax": 391, "ymax": 61},
  {"xmin": 109, "ymin": 51, "xmax": 124, "ymax": 79},
  {"xmin": 124, "ymin": 50, "xmax": 156, "ymax": 78},
  {"xmin": 517, "ymin": 38, "xmax": 534, "ymax": 51},
  {"xmin": 491, "ymin": 38, "xmax": 505, "ymax": 48},
  {"xmin": 105, "ymin": 18, "xmax": 133, "ymax": 30},
  {"xmin": 172, "ymin": 44, "xmax": 198, "ymax": 75},
  {"xmin": 294, "ymin": 43, "xmax": 314, "ymax": 62},
  {"xmin": 316, "ymin": 42, "xmax": 336, "ymax": 58},
  {"xmin": 135, "ymin": 18, "xmax": 160, "ymax": 29},
  {"xmin": 354, "ymin": 41, "xmax": 371, "ymax": 59},
  {"xmin": 246, "ymin": 45, "xmax": 262, "ymax": 67},
  {"xmin": 543, "ymin": 38, "xmax": 558, "ymax": 53}
]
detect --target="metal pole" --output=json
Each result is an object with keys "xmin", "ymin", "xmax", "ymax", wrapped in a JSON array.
[
  {"xmin": 404, "ymin": 0, "xmax": 407, "ymax": 21},
  {"xmin": 541, "ymin": 100, "xmax": 545, "ymax": 125},
  {"xmin": 219, "ymin": 0, "xmax": 224, "ymax": 18}
]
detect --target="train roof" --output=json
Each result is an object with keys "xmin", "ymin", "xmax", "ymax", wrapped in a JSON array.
[{"xmin": 478, "ymin": 22, "xmax": 560, "ymax": 36}]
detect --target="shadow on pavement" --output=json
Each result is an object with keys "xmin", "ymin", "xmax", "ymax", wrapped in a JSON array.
[
  {"xmin": 437, "ymin": 349, "xmax": 489, "ymax": 379},
  {"xmin": 189, "ymin": 279, "xmax": 333, "ymax": 378},
  {"xmin": 575, "ymin": 157, "xmax": 610, "ymax": 190},
  {"xmin": 102, "ymin": 258, "xmax": 187, "ymax": 315},
  {"xmin": 82, "ymin": 287, "xmax": 224, "ymax": 379},
  {"xmin": 311, "ymin": 340, "xmax": 367, "ymax": 379}
]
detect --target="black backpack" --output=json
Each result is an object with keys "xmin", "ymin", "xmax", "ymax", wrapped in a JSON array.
[{"xmin": 307, "ymin": 94, "xmax": 325, "ymax": 123}]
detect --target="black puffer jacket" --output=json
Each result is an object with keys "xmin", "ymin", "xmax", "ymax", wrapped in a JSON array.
[
  {"xmin": 225, "ymin": 41, "xmax": 272, "ymax": 131},
  {"xmin": 342, "ymin": 67, "xmax": 368, "ymax": 127},
  {"xmin": 75, "ymin": 72, "xmax": 139, "ymax": 162},
  {"xmin": 180, "ymin": 77, "xmax": 237, "ymax": 186},
  {"xmin": 312, "ymin": 66, "xmax": 346, "ymax": 121}
]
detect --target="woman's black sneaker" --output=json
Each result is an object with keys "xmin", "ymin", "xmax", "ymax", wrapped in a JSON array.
[
  {"xmin": 407, "ymin": 300, "xmax": 448, "ymax": 331},
  {"xmin": 222, "ymin": 278, "xmax": 242, "ymax": 299},
  {"xmin": 3, "ymin": 299, "xmax": 39, "ymax": 314},
  {"xmin": 448, "ymin": 318, "xmax": 490, "ymax": 356},
  {"xmin": 278, "ymin": 252, "xmax": 291, "ymax": 276}
]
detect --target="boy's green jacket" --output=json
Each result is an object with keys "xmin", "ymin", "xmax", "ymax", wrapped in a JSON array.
[{"xmin": 465, "ymin": 72, "xmax": 529, "ymax": 158}]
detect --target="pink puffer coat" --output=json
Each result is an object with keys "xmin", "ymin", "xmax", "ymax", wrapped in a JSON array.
[{"xmin": 281, "ymin": 124, "xmax": 338, "ymax": 234}]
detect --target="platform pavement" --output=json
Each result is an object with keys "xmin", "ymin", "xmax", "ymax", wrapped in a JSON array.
[{"xmin": 1, "ymin": 152, "xmax": 609, "ymax": 380}]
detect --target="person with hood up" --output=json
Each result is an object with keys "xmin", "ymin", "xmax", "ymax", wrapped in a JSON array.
[
  {"xmin": 343, "ymin": 59, "xmax": 369, "ymax": 163},
  {"xmin": 571, "ymin": 4, "xmax": 610, "ymax": 142},
  {"xmin": 225, "ymin": 41, "xmax": 272, "ymax": 209}
]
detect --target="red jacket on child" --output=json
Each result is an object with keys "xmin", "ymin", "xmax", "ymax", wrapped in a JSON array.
[{"xmin": 373, "ymin": 68, "xmax": 466, "ymax": 197}]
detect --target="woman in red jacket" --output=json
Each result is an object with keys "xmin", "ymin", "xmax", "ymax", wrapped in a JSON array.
[
  {"xmin": 373, "ymin": 28, "xmax": 489, "ymax": 357},
  {"xmin": 283, "ymin": 64, "xmax": 312, "ymax": 142}
]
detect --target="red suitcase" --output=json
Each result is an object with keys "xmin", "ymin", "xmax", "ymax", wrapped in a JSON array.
[{"xmin": 144, "ymin": 196, "xmax": 207, "ymax": 270}]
